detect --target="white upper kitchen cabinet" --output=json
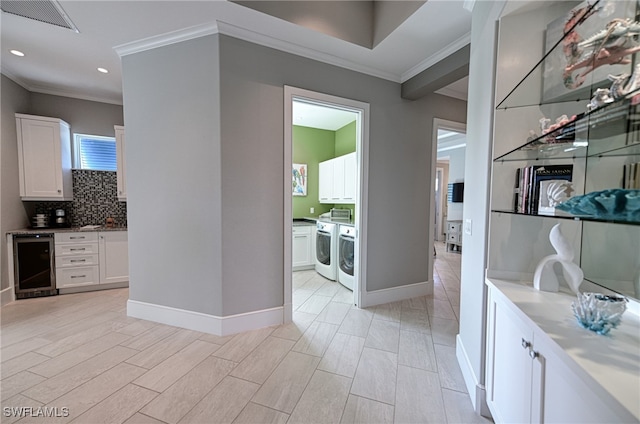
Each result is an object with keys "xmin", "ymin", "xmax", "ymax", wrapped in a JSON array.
[
  {"xmin": 98, "ymin": 231, "xmax": 129, "ymax": 284},
  {"xmin": 114, "ymin": 125, "xmax": 126, "ymax": 200},
  {"xmin": 16, "ymin": 114, "xmax": 73, "ymax": 201},
  {"xmin": 319, "ymin": 152, "xmax": 356, "ymax": 204}
]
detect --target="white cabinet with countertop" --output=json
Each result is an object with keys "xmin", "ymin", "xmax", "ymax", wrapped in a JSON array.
[
  {"xmin": 115, "ymin": 125, "xmax": 126, "ymax": 201},
  {"xmin": 99, "ymin": 231, "xmax": 129, "ymax": 284},
  {"xmin": 16, "ymin": 114, "xmax": 72, "ymax": 201},
  {"xmin": 55, "ymin": 232, "xmax": 100, "ymax": 289},
  {"xmin": 292, "ymin": 223, "xmax": 316, "ymax": 270},
  {"xmin": 319, "ymin": 152, "xmax": 356, "ymax": 204},
  {"xmin": 485, "ymin": 279, "xmax": 639, "ymax": 423},
  {"xmin": 54, "ymin": 230, "xmax": 129, "ymax": 292}
]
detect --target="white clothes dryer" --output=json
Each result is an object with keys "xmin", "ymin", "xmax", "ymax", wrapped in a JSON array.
[
  {"xmin": 315, "ymin": 221, "xmax": 337, "ymax": 281},
  {"xmin": 337, "ymin": 224, "xmax": 355, "ymax": 290}
]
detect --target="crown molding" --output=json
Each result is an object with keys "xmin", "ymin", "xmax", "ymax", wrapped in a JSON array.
[
  {"xmin": 215, "ymin": 21, "xmax": 400, "ymax": 83},
  {"xmin": 113, "ymin": 18, "xmax": 399, "ymax": 82},
  {"xmin": 1, "ymin": 68, "xmax": 31, "ymax": 91},
  {"xmin": 114, "ymin": 22, "xmax": 219, "ymax": 57},
  {"xmin": 1, "ymin": 70, "xmax": 123, "ymax": 105},
  {"xmin": 400, "ymin": 32, "xmax": 471, "ymax": 83},
  {"xmin": 27, "ymin": 85, "xmax": 123, "ymax": 105}
]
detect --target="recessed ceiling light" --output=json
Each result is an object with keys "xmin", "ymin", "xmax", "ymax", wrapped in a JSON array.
[
  {"xmin": 97, "ymin": 67, "xmax": 108, "ymax": 74},
  {"xmin": 10, "ymin": 50, "xmax": 25, "ymax": 57}
]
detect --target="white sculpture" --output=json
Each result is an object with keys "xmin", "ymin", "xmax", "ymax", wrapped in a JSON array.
[{"xmin": 533, "ymin": 224, "xmax": 584, "ymax": 294}]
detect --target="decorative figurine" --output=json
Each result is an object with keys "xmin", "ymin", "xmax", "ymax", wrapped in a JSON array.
[
  {"xmin": 547, "ymin": 181, "xmax": 574, "ymax": 207},
  {"xmin": 533, "ymin": 223, "xmax": 584, "ymax": 294},
  {"xmin": 587, "ymin": 87, "xmax": 614, "ymax": 110},
  {"xmin": 609, "ymin": 62, "xmax": 640, "ymax": 99},
  {"xmin": 564, "ymin": 17, "xmax": 640, "ymax": 89}
]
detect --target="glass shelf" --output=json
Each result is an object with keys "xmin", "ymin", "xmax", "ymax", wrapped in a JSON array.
[
  {"xmin": 495, "ymin": 92, "xmax": 640, "ymax": 162},
  {"xmin": 491, "ymin": 209, "xmax": 640, "ymax": 226}
]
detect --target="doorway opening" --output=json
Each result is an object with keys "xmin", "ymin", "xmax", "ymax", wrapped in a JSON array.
[
  {"xmin": 284, "ymin": 87, "xmax": 370, "ymax": 323},
  {"xmin": 429, "ymin": 119, "xmax": 466, "ymax": 279}
]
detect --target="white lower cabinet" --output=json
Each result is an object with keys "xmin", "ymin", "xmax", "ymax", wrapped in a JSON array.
[
  {"xmin": 55, "ymin": 232, "xmax": 100, "ymax": 289},
  {"xmin": 292, "ymin": 225, "xmax": 315, "ymax": 270},
  {"xmin": 55, "ymin": 231, "xmax": 128, "ymax": 290},
  {"xmin": 486, "ymin": 283, "xmax": 635, "ymax": 423},
  {"xmin": 99, "ymin": 231, "xmax": 129, "ymax": 284}
]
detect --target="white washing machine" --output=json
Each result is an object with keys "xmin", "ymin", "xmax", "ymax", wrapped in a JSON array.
[
  {"xmin": 315, "ymin": 221, "xmax": 337, "ymax": 281},
  {"xmin": 338, "ymin": 224, "xmax": 355, "ymax": 290}
]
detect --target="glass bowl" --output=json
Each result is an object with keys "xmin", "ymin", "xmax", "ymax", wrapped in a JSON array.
[{"xmin": 571, "ymin": 292, "xmax": 628, "ymax": 335}]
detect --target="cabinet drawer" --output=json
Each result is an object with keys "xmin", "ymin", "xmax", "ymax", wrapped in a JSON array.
[
  {"xmin": 447, "ymin": 222, "xmax": 461, "ymax": 232},
  {"xmin": 292, "ymin": 225, "xmax": 312, "ymax": 235},
  {"xmin": 55, "ymin": 243, "xmax": 98, "ymax": 256},
  {"xmin": 56, "ymin": 232, "xmax": 98, "ymax": 243},
  {"xmin": 56, "ymin": 265, "xmax": 99, "ymax": 288},
  {"xmin": 448, "ymin": 233, "xmax": 460, "ymax": 243},
  {"xmin": 55, "ymin": 254, "xmax": 99, "ymax": 268}
]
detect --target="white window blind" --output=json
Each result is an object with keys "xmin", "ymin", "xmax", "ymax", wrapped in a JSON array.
[{"xmin": 74, "ymin": 134, "xmax": 117, "ymax": 171}]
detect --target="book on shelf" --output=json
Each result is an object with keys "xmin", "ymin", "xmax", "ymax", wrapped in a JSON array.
[
  {"xmin": 623, "ymin": 162, "xmax": 640, "ymax": 189},
  {"xmin": 514, "ymin": 164, "xmax": 573, "ymax": 214}
]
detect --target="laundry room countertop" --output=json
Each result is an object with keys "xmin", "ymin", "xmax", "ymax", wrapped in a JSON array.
[{"xmin": 295, "ymin": 217, "xmax": 355, "ymax": 226}]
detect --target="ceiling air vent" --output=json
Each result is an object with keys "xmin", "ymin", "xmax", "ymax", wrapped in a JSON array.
[{"xmin": 1, "ymin": 0, "xmax": 78, "ymax": 32}]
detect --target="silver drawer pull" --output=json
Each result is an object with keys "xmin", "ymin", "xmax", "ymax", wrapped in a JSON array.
[
  {"xmin": 70, "ymin": 236, "xmax": 85, "ymax": 240},
  {"xmin": 70, "ymin": 259, "xmax": 86, "ymax": 263},
  {"xmin": 521, "ymin": 338, "xmax": 530, "ymax": 349},
  {"xmin": 529, "ymin": 349, "xmax": 538, "ymax": 359},
  {"xmin": 70, "ymin": 275, "xmax": 86, "ymax": 279},
  {"xmin": 70, "ymin": 248, "xmax": 86, "ymax": 251}
]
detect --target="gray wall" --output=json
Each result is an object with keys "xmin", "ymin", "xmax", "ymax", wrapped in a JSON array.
[
  {"xmin": 122, "ymin": 32, "xmax": 466, "ymax": 318},
  {"xmin": 1, "ymin": 75, "xmax": 30, "ymax": 291},
  {"xmin": 123, "ymin": 35, "xmax": 223, "ymax": 316},
  {"xmin": 29, "ymin": 93, "xmax": 123, "ymax": 137},
  {"xmin": 219, "ymin": 34, "xmax": 466, "ymax": 313}
]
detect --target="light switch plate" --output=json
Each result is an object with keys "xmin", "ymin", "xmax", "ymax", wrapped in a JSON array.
[{"xmin": 464, "ymin": 219, "xmax": 472, "ymax": 235}]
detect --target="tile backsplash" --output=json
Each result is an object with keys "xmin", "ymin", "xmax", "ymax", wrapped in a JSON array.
[{"xmin": 28, "ymin": 170, "xmax": 127, "ymax": 227}]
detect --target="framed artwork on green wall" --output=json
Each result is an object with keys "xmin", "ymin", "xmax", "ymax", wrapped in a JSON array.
[{"xmin": 293, "ymin": 163, "xmax": 307, "ymax": 196}]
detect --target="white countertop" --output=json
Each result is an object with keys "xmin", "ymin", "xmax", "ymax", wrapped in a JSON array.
[{"xmin": 487, "ymin": 278, "xmax": 640, "ymax": 421}]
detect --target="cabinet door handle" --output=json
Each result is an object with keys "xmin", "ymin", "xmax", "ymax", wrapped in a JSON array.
[
  {"xmin": 57, "ymin": 189, "xmax": 61, "ymax": 193},
  {"xmin": 529, "ymin": 349, "xmax": 538, "ymax": 359},
  {"xmin": 70, "ymin": 275, "xmax": 86, "ymax": 279},
  {"xmin": 70, "ymin": 236, "xmax": 85, "ymax": 240},
  {"xmin": 70, "ymin": 248, "xmax": 86, "ymax": 251},
  {"xmin": 70, "ymin": 259, "xmax": 86, "ymax": 263},
  {"xmin": 521, "ymin": 338, "xmax": 531, "ymax": 349}
]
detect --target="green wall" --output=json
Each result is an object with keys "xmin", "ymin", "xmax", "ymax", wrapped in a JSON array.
[
  {"xmin": 335, "ymin": 121, "xmax": 357, "ymax": 156},
  {"xmin": 292, "ymin": 122, "xmax": 357, "ymax": 219}
]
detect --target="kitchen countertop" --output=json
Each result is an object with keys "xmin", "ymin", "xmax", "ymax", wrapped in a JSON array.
[{"xmin": 7, "ymin": 226, "xmax": 127, "ymax": 235}]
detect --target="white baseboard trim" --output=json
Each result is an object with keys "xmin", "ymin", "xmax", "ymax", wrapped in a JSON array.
[
  {"xmin": 1, "ymin": 287, "xmax": 15, "ymax": 306},
  {"xmin": 362, "ymin": 280, "xmax": 430, "ymax": 308},
  {"xmin": 456, "ymin": 334, "xmax": 492, "ymax": 419},
  {"xmin": 127, "ymin": 300, "xmax": 283, "ymax": 336}
]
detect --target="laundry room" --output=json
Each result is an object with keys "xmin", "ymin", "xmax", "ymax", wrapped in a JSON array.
[{"xmin": 290, "ymin": 99, "xmax": 359, "ymax": 315}]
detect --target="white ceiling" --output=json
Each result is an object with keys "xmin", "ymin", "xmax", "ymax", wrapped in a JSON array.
[
  {"xmin": 293, "ymin": 101, "xmax": 357, "ymax": 131},
  {"xmin": 1, "ymin": 0, "xmax": 471, "ymax": 105}
]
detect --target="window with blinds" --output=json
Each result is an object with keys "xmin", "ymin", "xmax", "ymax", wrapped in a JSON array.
[{"xmin": 73, "ymin": 134, "xmax": 117, "ymax": 171}]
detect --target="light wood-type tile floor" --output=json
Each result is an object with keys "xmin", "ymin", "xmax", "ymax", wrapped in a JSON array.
[{"xmin": 1, "ymin": 242, "xmax": 491, "ymax": 423}]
